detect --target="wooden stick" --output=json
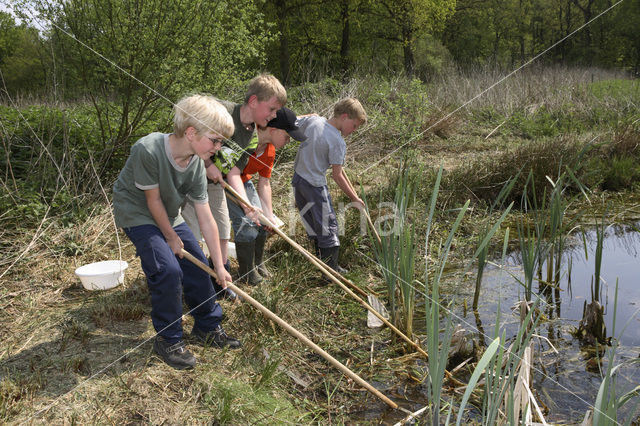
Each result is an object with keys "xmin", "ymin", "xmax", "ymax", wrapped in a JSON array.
[
  {"xmin": 181, "ymin": 249, "xmax": 398, "ymax": 409},
  {"xmin": 342, "ymin": 169, "xmax": 382, "ymax": 247},
  {"xmin": 225, "ymin": 186, "xmax": 370, "ymax": 298},
  {"xmin": 224, "ymin": 185, "xmax": 431, "ymax": 361}
]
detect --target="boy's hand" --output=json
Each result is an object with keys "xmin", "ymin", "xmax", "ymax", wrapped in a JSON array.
[
  {"xmin": 352, "ymin": 197, "xmax": 365, "ymax": 210},
  {"xmin": 214, "ymin": 267, "xmax": 233, "ymax": 288},
  {"xmin": 206, "ymin": 164, "xmax": 223, "ymax": 183},
  {"xmin": 244, "ymin": 205, "xmax": 263, "ymax": 226},
  {"xmin": 168, "ymin": 234, "xmax": 185, "ymax": 256}
]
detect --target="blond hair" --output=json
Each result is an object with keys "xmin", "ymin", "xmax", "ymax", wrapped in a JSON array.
[
  {"xmin": 332, "ymin": 98, "xmax": 367, "ymax": 124},
  {"xmin": 244, "ymin": 74, "xmax": 287, "ymax": 105},
  {"xmin": 173, "ymin": 95, "xmax": 234, "ymax": 138}
]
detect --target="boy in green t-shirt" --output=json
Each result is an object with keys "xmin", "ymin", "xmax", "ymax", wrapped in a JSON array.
[{"xmin": 113, "ymin": 95, "xmax": 241, "ymax": 370}]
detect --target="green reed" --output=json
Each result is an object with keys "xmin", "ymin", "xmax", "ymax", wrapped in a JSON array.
[
  {"xmin": 473, "ymin": 173, "xmax": 518, "ymax": 310},
  {"xmin": 373, "ymin": 160, "xmax": 420, "ymax": 337},
  {"xmin": 423, "ymin": 165, "xmax": 465, "ymax": 424},
  {"xmin": 593, "ymin": 281, "xmax": 640, "ymax": 425}
]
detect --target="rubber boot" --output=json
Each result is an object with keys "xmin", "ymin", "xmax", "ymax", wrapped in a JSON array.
[
  {"xmin": 254, "ymin": 233, "xmax": 270, "ymax": 278},
  {"xmin": 319, "ymin": 246, "xmax": 348, "ymax": 275},
  {"xmin": 209, "ymin": 258, "xmax": 237, "ymax": 301},
  {"xmin": 235, "ymin": 241, "xmax": 263, "ymax": 286},
  {"xmin": 312, "ymin": 238, "xmax": 320, "ymax": 257}
]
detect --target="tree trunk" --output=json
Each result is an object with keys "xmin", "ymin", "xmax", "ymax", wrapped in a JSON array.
[
  {"xmin": 402, "ymin": 25, "xmax": 414, "ymax": 77},
  {"xmin": 339, "ymin": 0, "xmax": 350, "ymax": 74},
  {"xmin": 275, "ymin": 0, "xmax": 290, "ymax": 84}
]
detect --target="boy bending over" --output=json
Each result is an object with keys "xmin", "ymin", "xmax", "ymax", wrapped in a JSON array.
[
  {"xmin": 292, "ymin": 98, "xmax": 367, "ymax": 274},
  {"xmin": 113, "ymin": 95, "xmax": 240, "ymax": 370},
  {"xmin": 182, "ymin": 74, "xmax": 286, "ymax": 297}
]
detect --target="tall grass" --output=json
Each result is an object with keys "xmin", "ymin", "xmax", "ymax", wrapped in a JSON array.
[
  {"xmin": 372, "ymin": 160, "xmax": 420, "ymax": 338},
  {"xmin": 473, "ymin": 173, "xmax": 518, "ymax": 309}
]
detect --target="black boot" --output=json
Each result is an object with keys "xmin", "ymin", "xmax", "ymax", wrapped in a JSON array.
[
  {"xmin": 235, "ymin": 241, "xmax": 263, "ymax": 286},
  {"xmin": 254, "ymin": 233, "xmax": 270, "ymax": 278},
  {"xmin": 319, "ymin": 246, "xmax": 348, "ymax": 275},
  {"xmin": 208, "ymin": 258, "xmax": 237, "ymax": 301}
]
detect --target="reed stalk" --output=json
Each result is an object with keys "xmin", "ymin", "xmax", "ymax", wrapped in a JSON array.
[
  {"xmin": 592, "ymin": 281, "xmax": 640, "ymax": 425},
  {"xmin": 422, "ymin": 165, "xmax": 461, "ymax": 424},
  {"xmin": 372, "ymin": 160, "xmax": 419, "ymax": 337},
  {"xmin": 473, "ymin": 173, "xmax": 519, "ymax": 310}
]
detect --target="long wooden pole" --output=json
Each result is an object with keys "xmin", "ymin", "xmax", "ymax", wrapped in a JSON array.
[
  {"xmin": 224, "ymin": 186, "xmax": 369, "ymax": 298},
  {"xmin": 181, "ymin": 249, "xmax": 398, "ymax": 409},
  {"xmin": 224, "ymin": 185, "xmax": 431, "ymax": 361}
]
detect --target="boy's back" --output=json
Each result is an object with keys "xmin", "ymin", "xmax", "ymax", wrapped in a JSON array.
[{"xmin": 293, "ymin": 115, "xmax": 346, "ymax": 187}]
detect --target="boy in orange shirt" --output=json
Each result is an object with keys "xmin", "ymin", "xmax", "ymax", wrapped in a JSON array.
[{"xmin": 228, "ymin": 107, "xmax": 306, "ymax": 284}]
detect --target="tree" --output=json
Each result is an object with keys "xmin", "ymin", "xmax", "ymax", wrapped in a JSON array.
[
  {"xmin": 368, "ymin": 0, "xmax": 456, "ymax": 76},
  {"xmin": 22, "ymin": 0, "xmax": 274, "ymax": 175},
  {"xmin": 0, "ymin": 11, "xmax": 45, "ymax": 95}
]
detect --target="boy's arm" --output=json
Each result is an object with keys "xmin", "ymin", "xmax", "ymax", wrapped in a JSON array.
[
  {"xmin": 331, "ymin": 164, "xmax": 364, "ymax": 209},
  {"xmin": 226, "ymin": 166, "xmax": 262, "ymax": 224},
  {"xmin": 256, "ymin": 175, "xmax": 275, "ymax": 224},
  {"xmin": 194, "ymin": 201, "xmax": 232, "ymax": 287},
  {"xmin": 205, "ymin": 161, "xmax": 224, "ymax": 183},
  {"xmin": 145, "ymin": 188, "xmax": 184, "ymax": 256}
]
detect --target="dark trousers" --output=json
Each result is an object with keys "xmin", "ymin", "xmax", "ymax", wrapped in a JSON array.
[
  {"xmin": 124, "ymin": 223, "xmax": 222, "ymax": 343},
  {"xmin": 292, "ymin": 173, "xmax": 340, "ymax": 248}
]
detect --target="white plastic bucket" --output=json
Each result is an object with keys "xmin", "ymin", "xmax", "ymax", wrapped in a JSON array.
[{"xmin": 75, "ymin": 260, "xmax": 128, "ymax": 290}]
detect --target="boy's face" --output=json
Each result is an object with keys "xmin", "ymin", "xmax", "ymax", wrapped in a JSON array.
[
  {"xmin": 249, "ymin": 95, "xmax": 282, "ymax": 127},
  {"xmin": 269, "ymin": 128, "xmax": 291, "ymax": 149},
  {"xmin": 340, "ymin": 115, "xmax": 362, "ymax": 138},
  {"xmin": 192, "ymin": 129, "xmax": 224, "ymax": 160}
]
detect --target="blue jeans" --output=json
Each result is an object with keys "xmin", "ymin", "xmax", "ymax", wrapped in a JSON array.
[
  {"xmin": 123, "ymin": 223, "xmax": 223, "ymax": 343},
  {"xmin": 226, "ymin": 180, "xmax": 266, "ymax": 243},
  {"xmin": 291, "ymin": 173, "xmax": 340, "ymax": 248}
]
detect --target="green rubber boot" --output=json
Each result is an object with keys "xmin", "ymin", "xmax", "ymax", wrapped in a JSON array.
[
  {"xmin": 254, "ymin": 233, "xmax": 270, "ymax": 278},
  {"xmin": 235, "ymin": 241, "xmax": 263, "ymax": 286}
]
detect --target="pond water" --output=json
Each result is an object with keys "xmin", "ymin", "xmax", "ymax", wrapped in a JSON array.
[
  {"xmin": 350, "ymin": 223, "xmax": 640, "ymax": 424},
  {"xmin": 466, "ymin": 223, "xmax": 640, "ymax": 422}
]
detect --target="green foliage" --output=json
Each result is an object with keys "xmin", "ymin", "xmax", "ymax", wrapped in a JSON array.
[
  {"xmin": 601, "ymin": 157, "xmax": 640, "ymax": 191},
  {"xmin": 588, "ymin": 79, "xmax": 640, "ymax": 100},
  {"xmin": 19, "ymin": 0, "xmax": 274, "ymax": 173},
  {"xmin": 364, "ymin": 77, "xmax": 433, "ymax": 146},
  {"xmin": 0, "ymin": 12, "xmax": 45, "ymax": 95}
]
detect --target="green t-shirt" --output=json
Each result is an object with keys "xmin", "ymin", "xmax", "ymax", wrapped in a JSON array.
[
  {"xmin": 113, "ymin": 132, "xmax": 208, "ymax": 228},
  {"xmin": 211, "ymin": 101, "xmax": 256, "ymax": 175}
]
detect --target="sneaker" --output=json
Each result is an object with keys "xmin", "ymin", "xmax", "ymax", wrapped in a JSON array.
[
  {"xmin": 153, "ymin": 336, "xmax": 196, "ymax": 370},
  {"xmin": 191, "ymin": 324, "xmax": 241, "ymax": 349}
]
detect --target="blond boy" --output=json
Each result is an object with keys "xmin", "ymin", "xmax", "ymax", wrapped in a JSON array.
[
  {"xmin": 113, "ymin": 95, "xmax": 240, "ymax": 370},
  {"xmin": 182, "ymin": 75, "xmax": 286, "ymax": 297},
  {"xmin": 291, "ymin": 98, "xmax": 367, "ymax": 273}
]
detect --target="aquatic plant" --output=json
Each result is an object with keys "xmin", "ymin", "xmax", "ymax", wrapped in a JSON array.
[
  {"xmin": 473, "ymin": 173, "xmax": 518, "ymax": 310},
  {"xmin": 456, "ymin": 298, "xmax": 542, "ymax": 425},
  {"xmin": 591, "ymin": 282, "xmax": 640, "ymax": 425},
  {"xmin": 422, "ymin": 165, "xmax": 466, "ymax": 424},
  {"xmin": 577, "ymin": 206, "xmax": 610, "ymax": 345},
  {"xmin": 372, "ymin": 160, "xmax": 420, "ymax": 338}
]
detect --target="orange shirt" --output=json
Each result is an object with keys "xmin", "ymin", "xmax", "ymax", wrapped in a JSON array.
[{"xmin": 241, "ymin": 143, "xmax": 276, "ymax": 183}]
